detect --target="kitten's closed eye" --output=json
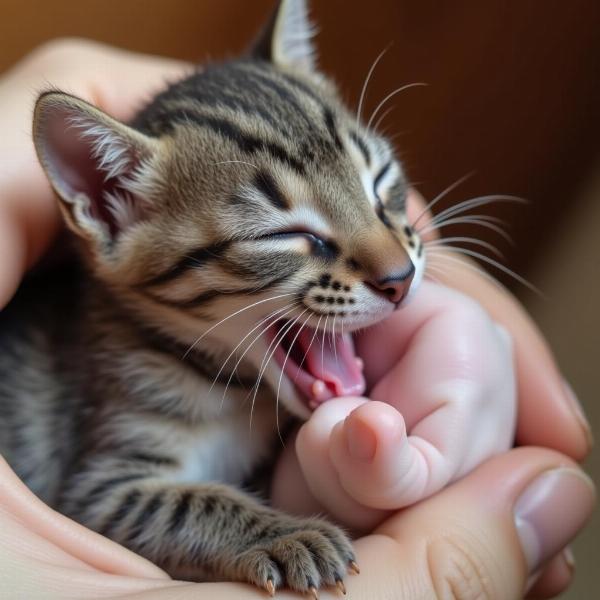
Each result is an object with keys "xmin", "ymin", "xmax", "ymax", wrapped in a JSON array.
[{"xmin": 256, "ymin": 230, "xmax": 339, "ymax": 259}]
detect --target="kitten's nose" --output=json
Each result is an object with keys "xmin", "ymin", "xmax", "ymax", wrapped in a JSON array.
[{"xmin": 366, "ymin": 264, "xmax": 415, "ymax": 305}]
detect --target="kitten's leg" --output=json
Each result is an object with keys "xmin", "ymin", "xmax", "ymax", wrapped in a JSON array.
[{"xmin": 59, "ymin": 459, "xmax": 355, "ymax": 594}]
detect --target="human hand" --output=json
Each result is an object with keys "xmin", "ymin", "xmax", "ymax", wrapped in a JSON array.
[
  {"xmin": 272, "ymin": 280, "xmax": 517, "ymax": 530},
  {"xmin": 0, "ymin": 37, "xmax": 190, "ymax": 309},
  {"xmin": 0, "ymin": 40, "xmax": 594, "ymax": 600},
  {"xmin": 2, "ymin": 445, "xmax": 593, "ymax": 599}
]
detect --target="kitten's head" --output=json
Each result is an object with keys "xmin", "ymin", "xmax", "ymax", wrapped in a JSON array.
[{"xmin": 32, "ymin": 0, "xmax": 425, "ymax": 418}]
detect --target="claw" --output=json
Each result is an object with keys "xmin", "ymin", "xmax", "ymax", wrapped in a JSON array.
[
  {"xmin": 308, "ymin": 586, "xmax": 319, "ymax": 599},
  {"xmin": 265, "ymin": 579, "xmax": 275, "ymax": 597},
  {"xmin": 336, "ymin": 579, "xmax": 347, "ymax": 595},
  {"xmin": 349, "ymin": 560, "xmax": 360, "ymax": 575}
]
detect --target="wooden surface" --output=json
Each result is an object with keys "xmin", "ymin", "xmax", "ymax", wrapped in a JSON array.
[{"xmin": 2, "ymin": 0, "xmax": 600, "ymax": 295}]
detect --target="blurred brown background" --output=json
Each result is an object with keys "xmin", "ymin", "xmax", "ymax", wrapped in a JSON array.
[{"xmin": 1, "ymin": 1, "xmax": 598, "ymax": 597}]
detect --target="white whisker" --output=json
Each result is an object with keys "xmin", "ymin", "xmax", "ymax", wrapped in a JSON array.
[
  {"xmin": 426, "ymin": 246, "xmax": 543, "ymax": 296},
  {"xmin": 372, "ymin": 104, "xmax": 396, "ymax": 133},
  {"xmin": 331, "ymin": 313, "xmax": 339, "ymax": 366},
  {"xmin": 294, "ymin": 315, "xmax": 322, "ymax": 382},
  {"xmin": 356, "ymin": 46, "xmax": 390, "ymax": 128},
  {"xmin": 366, "ymin": 82, "xmax": 427, "ymax": 132},
  {"xmin": 248, "ymin": 310, "xmax": 308, "ymax": 430},
  {"xmin": 213, "ymin": 303, "xmax": 300, "ymax": 412},
  {"xmin": 423, "ymin": 195, "xmax": 526, "ymax": 231},
  {"xmin": 214, "ymin": 160, "xmax": 259, "ymax": 170},
  {"xmin": 425, "ymin": 236, "xmax": 505, "ymax": 259},
  {"xmin": 420, "ymin": 215, "xmax": 514, "ymax": 245},
  {"xmin": 425, "ymin": 251, "xmax": 507, "ymax": 291},
  {"xmin": 411, "ymin": 172, "xmax": 476, "ymax": 229},
  {"xmin": 274, "ymin": 312, "xmax": 312, "ymax": 443},
  {"xmin": 182, "ymin": 292, "xmax": 295, "ymax": 359},
  {"xmin": 321, "ymin": 315, "xmax": 329, "ymax": 375}
]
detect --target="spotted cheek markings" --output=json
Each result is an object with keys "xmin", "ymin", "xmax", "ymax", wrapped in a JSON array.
[
  {"xmin": 305, "ymin": 273, "xmax": 358, "ymax": 317},
  {"xmin": 400, "ymin": 223, "xmax": 425, "ymax": 261}
]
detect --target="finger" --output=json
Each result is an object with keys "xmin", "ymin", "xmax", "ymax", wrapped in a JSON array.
[
  {"xmin": 0, "ymin": 457, "xmax": 167, "ymax": 580},
  {"xmin": 406, "ymin": 189, "xmax": 592, "ymax": 461},
  {"xmin": 67, "ymin": 42, "xmax": 192, "ymax": 120},
  {"xmin": 425, "ymin": 254, "xmax": 592, "ymax": 461},
  {"xmin": 0, "ymin": 41, "xmax": 192, "ymax": 310},
  {"xmin": 293, "ymin": 398, "xmax": 392, "ymax": 532},
  {"xmin": 330, "ymin": 400, "xmax": 456, "ymax": 509},
  {"xmin": 374, "ymin": 447, "xmax": 595, "ymax": 599},
  {"xmin": 525, "ymin": 549, "xmax": 575, "ymax": 599}
]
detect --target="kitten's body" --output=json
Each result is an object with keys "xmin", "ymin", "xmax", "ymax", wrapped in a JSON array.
[
  {"xmin": 0, "ymin": 0, "xmax": 424, "ymax": 593},
  {"xmin": 0, "ymin": 261, "xmax": 277, "ymax": 507}
]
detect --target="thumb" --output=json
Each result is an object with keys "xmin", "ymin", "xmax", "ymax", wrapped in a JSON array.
[{"xmin": 349, "ymin": 447, "xmax": 595, "ymax": 600}]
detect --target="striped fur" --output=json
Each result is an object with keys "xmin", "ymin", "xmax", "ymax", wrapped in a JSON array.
[{"xmin": 1, "ymin": 0, "xmax": 424, "ymax": 593}]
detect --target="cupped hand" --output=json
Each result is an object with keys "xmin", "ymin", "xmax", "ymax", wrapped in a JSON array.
[
  {"xmin": 2, "ymin": 446, "xmax": 594, "ymax": 599},
  {"xmin": 0, "ymin": 37, "xmax": 190, "ymax": 309}
]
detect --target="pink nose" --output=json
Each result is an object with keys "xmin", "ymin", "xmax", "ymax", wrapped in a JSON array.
[{"xmin": 366, "ymin": 265, "xmax": 415, "ymax": 304}]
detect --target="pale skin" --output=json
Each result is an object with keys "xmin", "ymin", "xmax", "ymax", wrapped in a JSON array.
[
  {"xmin": 0, "ymin": 39, "xmax": 595, "ymax": 599},
  {"xmin": 272, "ymin": 281, "xmax": 517, "ymax": 532}
]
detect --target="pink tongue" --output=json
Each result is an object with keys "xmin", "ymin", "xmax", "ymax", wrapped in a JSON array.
[{"xmin": 298, "ymin": 328, "xmax": 365, "ymax": 398}]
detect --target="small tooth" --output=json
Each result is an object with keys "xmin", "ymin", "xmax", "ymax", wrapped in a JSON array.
[
  {"xmin": 311, "ymin": 380, "xmax": 326, "ymax": 399},
  {"xmin": 355, "ymin": 357, "xmax": 364, "ymax": 370}
]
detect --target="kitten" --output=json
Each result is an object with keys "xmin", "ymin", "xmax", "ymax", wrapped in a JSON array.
[{"xmin": 0, "ymin": 0, "xmax": 424, "ymax": 595}]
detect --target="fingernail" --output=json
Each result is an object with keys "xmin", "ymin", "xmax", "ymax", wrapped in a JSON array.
[
  {"xmin": 562, "ymin": 545, "xmax": 575, "ymax": 572},
  {"xmin": 345, "ymin": 417, "xmax": 377, "ymax": 460},
  {"xmin": 563, "ymin": 379, "xmax": 593, "ymax": 448},
  {"xmin": 514, "ymin": 468, "xmax": 595, "ymax": 573}
]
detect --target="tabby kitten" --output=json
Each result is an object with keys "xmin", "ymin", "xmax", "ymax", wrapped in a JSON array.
[{"xmin": 0, "ymin": 0, "xmax": 424, "ymax": 595}]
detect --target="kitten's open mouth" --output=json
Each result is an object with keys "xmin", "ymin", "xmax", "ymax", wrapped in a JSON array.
[{"xmin": 268, "ymin": 321, "xmax": 366, "ymax": 410}]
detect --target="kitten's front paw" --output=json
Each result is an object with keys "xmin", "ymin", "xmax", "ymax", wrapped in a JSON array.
[{"xmin": 235, "ymin": 513, "xmax": 356, "ymax": 596}]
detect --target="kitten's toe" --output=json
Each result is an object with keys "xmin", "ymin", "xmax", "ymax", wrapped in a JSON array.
[
  {"xmin": 269, "ymin": 534, "xmax": 321, "ymax": 592},
  {"xmin": 234, "ymin": 548, "xmax": 283, "ymax": 595},
  {"xmin": 233, "ymin": 514, "xmax": 355, "ymax": 595}
]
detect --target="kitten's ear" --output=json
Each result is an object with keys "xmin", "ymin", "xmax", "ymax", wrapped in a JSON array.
[
  {"xmin": 33, "ymin": 91, "xmax": 160, "ymax": 249},
  {"xmin": 250, "ymin": 0, "xmax": 316, "ymax": 71}
]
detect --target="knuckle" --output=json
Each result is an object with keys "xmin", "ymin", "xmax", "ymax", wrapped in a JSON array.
[
  {"xmin": 24, "ymin": 37, "xmax": 101, "ymax": 70},
  {"xmin": 426, "ymin": 537, "xmax": 495, "ymax": 600}
]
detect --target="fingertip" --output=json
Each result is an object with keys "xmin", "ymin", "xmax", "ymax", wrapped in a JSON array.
[
  {"xmin": 343, "ymin": 401, "xmax": 405, "ymax": 461},
  {"xmin": 330, "ymin": 402, "xmax": 406, "ymax": 467},
  {"xmin": 525, "ymin": 549, "xmax": 575, "ymax": 599},
  {"xmin": 344, "ymin": 417, "xmax": 377, "ymax": 461}
]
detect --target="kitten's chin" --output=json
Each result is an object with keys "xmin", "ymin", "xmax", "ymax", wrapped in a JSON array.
[{"xmin": 266, "ymin": 321, "xmax": 366, "ymax": 417}]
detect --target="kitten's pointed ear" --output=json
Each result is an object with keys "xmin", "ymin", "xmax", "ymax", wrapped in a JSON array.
[
  {"xmin": 33, "ymin": 91, "xmax": 160, "ymax": 249},
  {"xmin": 250, "ymin": 0, "xmax": 316, "ymax": 71}
]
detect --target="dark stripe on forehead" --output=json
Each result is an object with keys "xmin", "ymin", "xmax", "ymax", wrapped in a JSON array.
[
  {"xmin": 253, "ymin": 170, "xmax": 290, "ymax": 210},
  {"xmin": 167, "ymin": 110, "xmax": 307, "ymax": 174},
  {"xmin": 251, "ymin": 63, "xmax": 344, "ymax": 153},
  {"xmin": 184, "ymin": 90, "xmax": 291, "ymax": 140},
  {"xmin": 231, "ymin": 63, "xmax": 317, "ymax": 134},
  {"xmin": 349, "ymin": 131, "xmax": 371, "ymax": 166},
  {"xmin": 141, "ymin": 241, "xmax": 231, "ymax": 287},
  {"xmin": 324, "ymin": 108, "xmax": 343, "ymax": 151}
]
